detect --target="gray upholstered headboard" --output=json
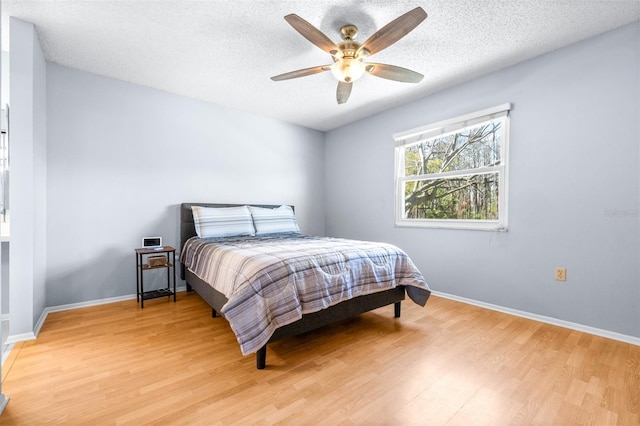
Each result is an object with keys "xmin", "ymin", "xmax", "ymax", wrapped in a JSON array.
[{"xmin": 179, "ymin": 203, "xmax": 294, "ymax": 279}]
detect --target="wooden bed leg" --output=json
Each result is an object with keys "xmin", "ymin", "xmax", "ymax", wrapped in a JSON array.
[
  {"xmin": 212, "ymin": 309, "xmax": 217, "ymax": 318},
  {"xmin": 394, "ymin": 301, "xmax": 401, "ymax": 318},
  {"xmin": 256, "ymin": 346, "xmax": 267, "ymax": 370}
]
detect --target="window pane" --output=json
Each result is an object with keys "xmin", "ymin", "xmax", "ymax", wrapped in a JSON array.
[
  {"xmin": 404, "ymin": 119, "xmax": 503, "ymax": 176},
  {"xmin": 404, "ymin": 173, "xmax": 500, "ymax": 220}
]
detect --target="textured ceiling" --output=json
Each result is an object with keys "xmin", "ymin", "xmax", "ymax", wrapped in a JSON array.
[{"xmin": 2, "ymin": 1, "xmax": 639, "ymax": 131}]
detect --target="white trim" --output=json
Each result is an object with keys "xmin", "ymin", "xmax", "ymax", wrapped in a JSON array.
[
  {"xmin": 1, "ymin": 285, "xmax": 638, "ymax": 372},
  {"xmin": 394, "ymin": 105, "xmax": 510, "ymax": 231},
  {"xmin": 1, "ymin": 342, "xmax": 14, "ymax": 365},
  {"xmin": 46, "ymin": 285, "xmax": 188, "ymax": 314},
  {"xmin": 393, "ymin": 103, "xmax": 511, "ymax": 143},
  {"xmin": 500, "ymin": 113, "xmax": 510, "ymax": 231},
  {"xmin": 5, "ymin": 285, "xmax": 189, "ymax": 344},
  {"xmin": 45, "ymin": 293, "xmax": 138, "ymax": 315},
  {"xmin": 431, "ymin": 290, "xmax": 640, "ymax": 347},
  {"xmin": 0, "ymin": 394, "xmax": 8, "ymax": 415},
  {"xmin": 395, "ymin": 218, "xmax": 508, "ymax": 232},
  {"xmin": 5, "ymin": 331, "xmax": 35, "ymax": 345},
  {"xmin": 398, "ymin": 165, "xmax": 502, "ymax": 181}
]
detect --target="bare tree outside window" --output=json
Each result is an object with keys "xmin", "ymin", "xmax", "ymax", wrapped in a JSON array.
[
  {"xmin": 394, "ymin": 105, "xmax": 510, "ymax": 230},
  {"xmin": 404, "ymin": 121, "xmax": 502, "ymax": 220}
]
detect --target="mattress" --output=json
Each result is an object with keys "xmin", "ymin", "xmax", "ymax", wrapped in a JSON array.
[{"xmin": 180, "ymin": 233, "xmax": 430, "ymax": 355}]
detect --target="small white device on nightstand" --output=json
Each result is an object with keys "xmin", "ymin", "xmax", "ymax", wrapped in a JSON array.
[{"xmin": 142, "ymin": 236, "xmax": 163, "ymax": 249}]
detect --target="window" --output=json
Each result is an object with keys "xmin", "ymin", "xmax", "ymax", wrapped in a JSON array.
[{"xmin": 394, "ymin": 104, "xmax": 510, "ymax": 231}]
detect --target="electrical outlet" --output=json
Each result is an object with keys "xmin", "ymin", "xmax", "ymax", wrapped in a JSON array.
[{"xmin": 555, "ymin": 267, "xmax": 567, "ymax": 281}]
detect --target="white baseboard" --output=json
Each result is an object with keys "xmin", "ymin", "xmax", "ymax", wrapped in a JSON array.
[
  {"xmin": 5, "ymin": 285, "xmax": 189, "ymax": 347},
  {"xmin": 431, "ymin": 290, "xmax": 640, "ymax": 347},
  {"xmin": 0, "ymin": 394, "xmax": 9, "ymax": 415},
  {"xmin": 44, "ymin": 293, "xmax": 138, "ymax": 315},
  {"xmin": 1, "ymin": 342, "xmax": 14, "ymax": 365},
  {"xmin": 4, "ymin": 287, "xmax": 638, "ymax": 354},
  {"xmin": 5, "ymin": 332, "xmax": 35, "ymax": 345}
]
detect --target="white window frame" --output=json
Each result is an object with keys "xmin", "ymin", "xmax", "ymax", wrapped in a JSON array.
[{"xmin": 394, "ymin": 103, "xmax": 511, "ymax": 231}]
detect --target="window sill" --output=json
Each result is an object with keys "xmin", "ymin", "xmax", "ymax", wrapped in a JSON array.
[{"xmin": 395, "ymin": 219, "xmax": 508, "ymax": 232}]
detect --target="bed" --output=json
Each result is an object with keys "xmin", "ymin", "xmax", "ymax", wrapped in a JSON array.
[{"xmin": 179, "ymin": 202, "xmax": 431, "ymax": 369}]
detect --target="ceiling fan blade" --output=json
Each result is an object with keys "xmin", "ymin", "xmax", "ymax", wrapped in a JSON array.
[
  {"xmin": 336, "ymin": 81, "xmax": 353, "ymax": 104},
  {"xmin": 358, "ymin": 7, "xmax": 427, "ymax": 56},
  {"xmin": 365, "ymin": 63, "xmax": 424, "ymax": 83},
  {"xmin": 284, "ymin": 14, "xmax": 341, "ymax": 56},
  {"xmin": 271, "ymin": 65, "xmax": 331, "ymax": 81}
]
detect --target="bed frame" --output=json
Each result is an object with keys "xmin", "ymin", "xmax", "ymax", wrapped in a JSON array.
[{"xmin": 180, "ymin": 203, "xmax": 406, "ymax": 369}]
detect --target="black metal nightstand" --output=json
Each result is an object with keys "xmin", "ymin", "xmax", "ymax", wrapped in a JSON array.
[{"xmin": 135, "ymin": 246, "xmax": 176, "ymax": 308}]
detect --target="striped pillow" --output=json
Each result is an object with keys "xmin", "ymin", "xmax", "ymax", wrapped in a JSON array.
[
  {"xmin": 191, "ymin": 205, "xmax": 256, "ymax": 238},
  {"xmin": 249, "ymin": 205, "xmax": 300, "ymax": 235}
]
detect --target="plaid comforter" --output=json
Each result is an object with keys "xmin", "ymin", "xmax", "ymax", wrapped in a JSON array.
[{"xmin": 180, "ymin": 234, "xmax": 430, "ymax": 355}]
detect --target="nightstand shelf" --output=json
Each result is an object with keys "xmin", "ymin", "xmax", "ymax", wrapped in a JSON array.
[
  {"xmin": 141, "ymin": 288, "xmax": 174, "ymax": 300},
  {"xmin": 135, "ymin": 246, "xmax": 176, "ymax": 308},
  {"xmin": 142, "ymin": 262, "xmax": 174, "ymax": 271}
]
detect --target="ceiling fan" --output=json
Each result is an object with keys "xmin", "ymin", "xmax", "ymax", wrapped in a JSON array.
[{"xmin": 271, "ymin": 7, "xmax": 428, "ymax": 104}]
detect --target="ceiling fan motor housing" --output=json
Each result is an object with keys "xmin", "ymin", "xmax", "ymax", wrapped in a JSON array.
[{"xmin": 331, "ymin": 28, "xmax": 369, "ymax": 83}]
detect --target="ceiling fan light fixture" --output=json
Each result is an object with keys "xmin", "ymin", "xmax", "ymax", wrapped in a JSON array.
[
  {"xmin": 273, "ymin": 7, "xmax": 428, "ymax": 103},
  {"xmin": 331, "ymin": 58, "xmax": 365, "ymax": 83}
]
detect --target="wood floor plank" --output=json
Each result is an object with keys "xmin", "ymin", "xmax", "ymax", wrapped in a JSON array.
[{"xmin": 1, "ymin": 292, "xmax": 639, "ymax": 425}]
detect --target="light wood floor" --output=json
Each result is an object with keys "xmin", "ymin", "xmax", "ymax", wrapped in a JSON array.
[{"xmin": 1, "ymin": 292, "xmax": 639, "ymax": 425}]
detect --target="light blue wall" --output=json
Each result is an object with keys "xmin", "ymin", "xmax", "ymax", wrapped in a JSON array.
[
  {"xmin": 1, "ymin": 52, "xmax": 8, "ymax": 318},
  {"xmin": 0, "ymin": 1, "xmax": 6, "ymax": 412},
  {"xmin": 325, "ymin": 22, "xmax": 640, "ymax": 338},
  {"xmin": 45, "ymin": 64, "xmax": 325, "ymax": 306},
  {"xmin": 9, "ymin": 18, "xmax": 47, "ymax": 336},
  {"xmin": 12, "ymin": 18, "xmax": 640, "ymax": 342}
]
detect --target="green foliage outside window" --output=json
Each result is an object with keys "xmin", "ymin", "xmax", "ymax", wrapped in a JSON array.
[{"xmin": 402, "ymin": 120, "xmax": 503, "ymax": 221}]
